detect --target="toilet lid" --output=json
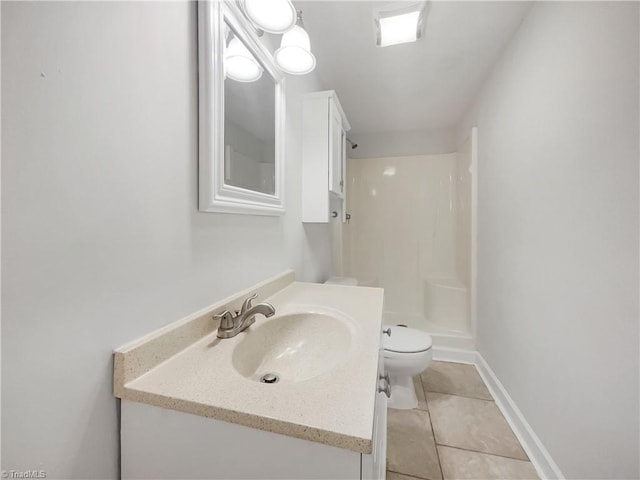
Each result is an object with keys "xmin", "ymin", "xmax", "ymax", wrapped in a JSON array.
[{"xmin": 383, "ymin": 325, "xmax": 433, "ymax": 353}]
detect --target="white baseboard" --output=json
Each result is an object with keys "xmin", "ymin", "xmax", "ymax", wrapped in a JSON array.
[
  {"xmin": 474, "ymin": 353, "xmax": 565, "ymax": 480},
  {"xmin": 432, "ymin": 346, "xmax": 477, "ymax": 364},
  {"xmin": 430, "ymin": 332, "xmax": 476, "ymax": 351}
]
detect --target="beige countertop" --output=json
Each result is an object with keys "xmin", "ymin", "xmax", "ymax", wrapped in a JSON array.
[{"xmin": 114, "ymin": 271, "xmax": 385, "ymax": 454}]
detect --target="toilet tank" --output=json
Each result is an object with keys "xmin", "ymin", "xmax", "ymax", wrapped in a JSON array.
[{"xmin": 324, "ymin": 277, "xmax": 358, "ymax": 286}]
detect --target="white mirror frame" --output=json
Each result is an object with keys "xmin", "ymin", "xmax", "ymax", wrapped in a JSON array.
[{"xmin": 198, "ymin": 0, "xmax": 286, "ymax": 215}]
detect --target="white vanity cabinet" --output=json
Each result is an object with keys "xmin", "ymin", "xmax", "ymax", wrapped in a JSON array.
[
  {"xmin": 120, "ymin": 349, "xmax": 388, "ymax": 480},
  {"xmin": 302, "ymin": 90, "xmax": 351, "ymax": 223}
]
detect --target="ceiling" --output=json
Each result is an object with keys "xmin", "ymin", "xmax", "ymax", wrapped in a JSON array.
[{"xmin": 295, "ymin": 1, "xmax": 532, "ymax": 135}]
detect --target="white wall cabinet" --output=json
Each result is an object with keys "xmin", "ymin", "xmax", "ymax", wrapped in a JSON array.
[
  {"xmin": 302, "ymin": 90, "xmax": 351, "ymax": 223},
  {"xmin": 120, "ymin": 348, "xmax": 388, "ymax": 480}
]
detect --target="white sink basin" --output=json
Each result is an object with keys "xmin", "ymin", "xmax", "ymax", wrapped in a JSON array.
[{"xmin": 232, "ymin": 309, "xmax": 358, "ymax": 383}]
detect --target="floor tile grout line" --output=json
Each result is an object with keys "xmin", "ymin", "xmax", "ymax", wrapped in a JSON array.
[
  {"xmin": 418, "ymin": 376, "xmax": 429, "ymax": 410},
  {"xmin": 393, "ymin": 365, "xmax": 533, "ymax": 480},
  {"xmin": 415, "ymin": 375, "xmax": 429, "ymax": 411},
  {"xmin": 421, "ymin": 361, "xmax": 494, "ymax": 402},
  {"xmin": 422, "ymin": 384, "xmax": 446, "ymax": 480},
  {"xmin": 420, "ymin": 365, "xmax": 531, "ymax": 466},
  {"xmin": 386, "ymin": 468, "xmax": 438, "ymax": 480},
  {"xmin": 434, "ymin": 442, "xmax": 531, "ymax": 463},
  {"xmin": 424, "ymin": 390, "xmax": 530, "ymax": 463},
  {"xmin": 421, "ymin": 386, "xmax": 494, "ymax": 403}
]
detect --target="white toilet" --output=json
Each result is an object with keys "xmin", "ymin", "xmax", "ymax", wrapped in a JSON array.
[
  {"xmin": 382, "ymin": 325, "xmax": 433, "ymax": 409},
  {"xmin": 323, "ymin": 277, "xmax": 433, "ymax": 409}
]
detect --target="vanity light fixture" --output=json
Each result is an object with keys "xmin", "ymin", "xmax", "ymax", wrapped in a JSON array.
[
  {"xmin": 241, "ymin": 0, "xmax": 297, "ymax": 34},
  {"xmin": 375, "ymin": 3, "xmax": 426, "ymax": 47},
  {"xmin": 274, "ymin": 10, "xmax": 316, "ymax": 75},
  {"xmin": 225, "ymin": 34, "xmax": 263, "ymax": 82}
]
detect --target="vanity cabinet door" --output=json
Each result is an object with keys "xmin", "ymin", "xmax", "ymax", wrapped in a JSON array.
[
  {"xmin": 328, "ymin": 99, "xmax": 344, "ymax": 196},
  {"xmin": 362, "ymin": 347, "xmax": 388, "ymax": 480},
  {"xmin": 122, "ymin": 401, "xmax": 362, "ymax": 480}
]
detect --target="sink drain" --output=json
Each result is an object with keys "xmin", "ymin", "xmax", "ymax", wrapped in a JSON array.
[{"xmin": 260, "ymin": 373, "xmax": 279, "ymax": 384}]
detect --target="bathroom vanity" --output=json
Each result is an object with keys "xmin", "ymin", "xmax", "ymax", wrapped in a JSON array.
[{"xmin": 114, "ymin": 271, "xmax": 387, "ymax": 479}]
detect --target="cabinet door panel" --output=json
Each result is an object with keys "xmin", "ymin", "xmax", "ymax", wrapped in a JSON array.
[
  {"xmin": 122, "ymin": 401, "xmax": 362, "ymax": 479},
  {"xmin": 362, "ymin": 347, "xmax": 388, "ymax": 480},
  {"xmin": 329, "ymin": 100, "xmax": 343, "ymax": 195}
]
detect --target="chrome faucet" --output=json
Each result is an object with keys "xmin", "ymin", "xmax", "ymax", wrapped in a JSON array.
[{"xmin": 214, "ymin": 293, "xmax": 275, "ymax": 339}]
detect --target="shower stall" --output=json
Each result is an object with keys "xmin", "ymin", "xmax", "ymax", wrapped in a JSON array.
[{"xmin": 343, "ymin": 129, "xmax": 477, "ymax": 349}]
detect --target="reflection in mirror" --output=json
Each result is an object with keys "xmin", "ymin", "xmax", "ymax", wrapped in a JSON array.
[
  {"xmin": 198, "ymin": 0, "xmax": 285, "ymax": 215},
  {"xmin": 224, "ymin": 28, "xmax": 276, "ymax": 195}
]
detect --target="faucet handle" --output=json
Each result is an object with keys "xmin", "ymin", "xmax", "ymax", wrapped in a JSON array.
[
  {"xmin": 240, "ymin": 293, "xmax": 258, "ymax": 314},
  {"xmin": 214, "ymin": 310, "xmax": 234, "ymax": 330}
]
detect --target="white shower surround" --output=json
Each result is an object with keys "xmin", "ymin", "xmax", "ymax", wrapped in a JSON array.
[
  {"xmin": 344, "ymin": 148, "xmax": 475, "ymax": 348},
  {"xmin": 424, "ymin": 277, "xmax": 469, "ymax": 333}
]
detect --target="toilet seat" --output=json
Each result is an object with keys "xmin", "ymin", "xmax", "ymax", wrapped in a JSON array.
[
  {"xmin": 383, "ymin": 348, "xmax": 432, "ymax": 364},
  {"xmin": 383, "ymin": 325, "xmax": 432, "ymax": 353}
]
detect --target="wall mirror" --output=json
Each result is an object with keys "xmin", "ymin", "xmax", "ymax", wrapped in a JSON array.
[{"xmin": 198, "ymin": 1, "xmax": 285, "ymax": 215}]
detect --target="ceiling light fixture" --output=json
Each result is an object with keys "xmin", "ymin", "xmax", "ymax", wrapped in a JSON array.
[
  {"xmin": 375, "ymin": 3, "xmax": 426, "ymax": 48},
  {"xmin": 241, "ymin": 0, "xmax": 297, "ymax": 34},
  {"xmin": 225, "ymin": 35, "xmax": 263, "ymax": 82},
  {"xmin": 274, "ymin": 11, "xmax": 316, "ymax": 75}
]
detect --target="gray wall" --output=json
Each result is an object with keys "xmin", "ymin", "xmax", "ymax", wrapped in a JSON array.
[
  {"xmin": 456, "ymin": 2, "xmax": 639, "ymax": 478},
  {"xmin": 1, "ymin": 2, "xmax": 330, "ymax": 478}
]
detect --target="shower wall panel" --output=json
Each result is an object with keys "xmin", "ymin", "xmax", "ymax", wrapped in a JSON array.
[
  {"xmin": 344, "ymin": 154, "xmax": 457, "ymax": 319},
  {"xmin": 456, "ymin": 138, "xmax": 472, "ymax": 288}
]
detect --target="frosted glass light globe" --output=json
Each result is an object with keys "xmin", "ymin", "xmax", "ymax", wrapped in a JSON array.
[
  {"xmin": 274, "ymin": 25, "xmax": 316, "ymax": 75},
  {"xmin": 225, "ymin": 37, "xmax": 263, "ymax": 82},
  {"xmin": 243, "ymin": 0, "xmax": 296, "ymax": 34}
]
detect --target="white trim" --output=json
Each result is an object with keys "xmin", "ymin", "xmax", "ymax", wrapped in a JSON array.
[
  {"xmin": 198, "ymin": 1, "xmax": 286, "ymax": 216},
  {"xmin": 475, "ymin": 353, "xmax": 565, "ymax": 480},
  {"xmin": 304, "ymin": 90, "xmax": 351, "ymax": 132},
  {"xmin": 0, "ymin": 4, "xmax": 3, "ymax": 468},
  {"xmin": 429, "ymin": 332, "xmax": 475, "ymax": 351},
  {"xmin": 470, "ymin": 127, "xmax": 478, "ymax": 343},
  {"xmin": 432, "ymin": 346, "xmax": 477, "ymax": 365}
]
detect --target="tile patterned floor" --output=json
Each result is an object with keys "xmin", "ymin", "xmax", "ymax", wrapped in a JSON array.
[{"xmin": 387, "ymin": 361, "xmax": 539, "ymax": 480}]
